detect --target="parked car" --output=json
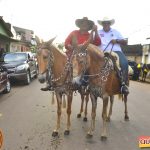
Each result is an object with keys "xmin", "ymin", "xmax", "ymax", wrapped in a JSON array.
[
  {"xmin": 128, "ymin": 60, "xmax": 137, "ymax": 70},
  {"xmin": 0, "ymin": 52, "xmax": 38, "ymax": 85},
  {"xmin": 0, "ymin": 65, "xmax": 11, "ymax": 94},
  {"xmin": 128, "ymin": 65, "xmax": 134, "ymax": 79}
]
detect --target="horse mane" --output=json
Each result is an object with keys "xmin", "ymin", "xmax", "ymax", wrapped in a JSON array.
[
  {"xmin": 87, "ymin": 44, "xmax": 104, "ymax": 60},
  {"xmin": 50, "ymin": 44, "xmax": 66, "ymax": 57}
]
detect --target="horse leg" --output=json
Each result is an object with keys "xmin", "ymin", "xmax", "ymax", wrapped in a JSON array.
[
  {"xmin": 52, "ymin": 93, "xmax": 62, "ymax": 137},
  {"xmin": 107, "ymin": 96, "xmax": 114, "ymax": 122},
  {"xmin": 87, "ymin": 94, "xmax": 97, "ymax": 138},
  {"xmin": 77, "ymin": 93, "xmax": 84, "ymax": 118},
  {"xmin": 101, "ymin": 96, "xmax": 109, "ymax": 140},
  {"xmin": 64, "ymin": 91, "xmax": 73, "ymax": 135},
  {"xmin": 124, "ymin": 94, "xmax": 129, "ymax": 121},
  {"xmin": 83, "ymin": 93, "xmax": 89, "ymax": 122}
]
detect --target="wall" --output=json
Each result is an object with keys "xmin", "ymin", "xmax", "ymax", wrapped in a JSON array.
[{"xmin": 142, "ymin": 44, "xmax": 150, "ymax": 64}]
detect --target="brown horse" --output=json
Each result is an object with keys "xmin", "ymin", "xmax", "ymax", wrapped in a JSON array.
[
  {"xmin": 72, "ymin": 42, "xmax": 129, "ymax": 140},
  {"xmin": 37, "ymin": 37, "xmax": 89, "ymax": 136}
]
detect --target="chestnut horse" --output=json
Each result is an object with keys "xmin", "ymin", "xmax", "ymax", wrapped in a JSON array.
[
  {"xmin": 72, "ymin": 42, "xmax": 129, "ymax": 140},
  {"xmin": 37, "ymin": 37, "xmax": 89, "ymax": 136}
]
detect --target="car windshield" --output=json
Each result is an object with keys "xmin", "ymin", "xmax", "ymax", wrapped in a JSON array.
[{"xmin": 3, "ymin": 53, "xmax": 27, "ymax": 62}]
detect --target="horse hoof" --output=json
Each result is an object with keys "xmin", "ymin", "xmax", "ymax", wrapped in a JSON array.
[
  {"xmin": 77, "ymin": 114, "xmax": 81, "ymax": 118},
  {"xmin": 52, "ymin": 131, "xmax": 59, "ymax": 137},
  {"xmin": 83, "ymin": 117, "xmax": 88, "ymax": 122},
  {"xmin": 64, "ymin": 130, "xmax": 70, "ymax": 135},
  {"xmin": 86, "ymin": 133, "xmax": 93, "ymax": 139},
  {"xmin": 124, "ymin": 116, "xmax": 129, "ymax": 121},
  {"xmin": 101, "ymin": 136, "xmax": 107, "ymax": 141}
]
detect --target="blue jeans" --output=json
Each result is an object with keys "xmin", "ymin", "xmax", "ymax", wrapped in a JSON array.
[{"xmin": 115, "ymin": 51, "xmax": 128, "ymax": 84}]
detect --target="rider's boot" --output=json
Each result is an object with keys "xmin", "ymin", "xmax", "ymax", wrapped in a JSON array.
[
  {"xmin": 118, "ymin": 71, "xmax": 129, "ymax": 95},
  {"xmin": 121, "ymin": 82, "xmax": 129, "ymax": 95},
  {"xmin": 41, "ymin": 83, "xmax": 52, "ymax": 91},
  {"xmin": 81, "ymin": 73, "xmax": 89, "ymax": 87}
]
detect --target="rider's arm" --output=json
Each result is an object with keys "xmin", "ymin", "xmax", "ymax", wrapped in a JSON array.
[
  {"xmin": 91, "ymin": 25, "xmax": 101, "ymax": 46},
  {"xmin": 65, "ymin": 31, "xmax": 74, "ymax": 50},
  {"xmin": 116, "ymin": 39, "xmax": 127, "ymax": 45}
]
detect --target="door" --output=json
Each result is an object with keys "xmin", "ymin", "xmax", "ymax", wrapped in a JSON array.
[{"xmin": 0, "ymin": 66, "xmax": 7, "ymax": 92}]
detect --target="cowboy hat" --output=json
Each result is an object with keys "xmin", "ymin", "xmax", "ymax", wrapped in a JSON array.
[
  {"xmin": 97, "ymin": 17, "xmax": 115, "ymax": 26},
  {"xmin": 75, "ymin": 17, "xmax": 94, "ymax": 31}
]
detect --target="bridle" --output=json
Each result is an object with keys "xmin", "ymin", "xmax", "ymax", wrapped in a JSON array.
[
  {"xmin": 38, "ymin": 45, "xmax": 73, "ymax": 90},
  {"xmin": 73, "ymin": 45, "xmax": 114, "ymax": 83},
  {"xmin": 74, "ymin": 45, "xmax": 115, "ymax": 98}
]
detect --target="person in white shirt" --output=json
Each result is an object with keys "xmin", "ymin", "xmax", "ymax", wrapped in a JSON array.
[{"xmin": 97, "ymin": 17, "xmax": 129, "ymax": 95}]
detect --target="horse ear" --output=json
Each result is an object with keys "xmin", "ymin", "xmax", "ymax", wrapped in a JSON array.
[{"xmin": 48, "ymin": 36, "xmax": 57, "ymax": 45}]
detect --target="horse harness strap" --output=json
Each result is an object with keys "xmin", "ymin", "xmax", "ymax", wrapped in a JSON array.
[
  {"xmin": 89, "ymin": 56, "xmax": 114, "ymax": 98},
  {"xmin": 74, "ymin": 47, "xmax": 114, "ymax": 97},
  {"xmin": 47, "ymin": 49, "xmax": 73, "ymax": 91}
]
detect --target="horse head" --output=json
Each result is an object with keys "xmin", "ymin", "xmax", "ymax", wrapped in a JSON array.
[
  {"xmin": 72, "ymin": 36, "xmax": 104, "ymax": 85},
  {"xmin": 71, "ymin": 35, "xmax": 91, "ymax": 85},
  {"xmin": 37, "ymin": 37, "xmax": 56, "ymax": 83}
]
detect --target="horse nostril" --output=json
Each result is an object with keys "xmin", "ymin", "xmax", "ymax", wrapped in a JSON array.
[
  {"xmin": 38, "ymin": 74, "xmax": 46, "ymax": 83},
  {"xmin": 38, "ymin": 78, "xmax": 45, "ymax": 83}
]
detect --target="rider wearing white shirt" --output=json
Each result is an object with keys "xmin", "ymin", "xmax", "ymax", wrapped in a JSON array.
[
  {"xmin": 97, "ymin": 17, "xmax": 129, "ymax": 95},
  {"xmin": 98, "ymin": 28, "xmax": 123, "ymax": 52}
]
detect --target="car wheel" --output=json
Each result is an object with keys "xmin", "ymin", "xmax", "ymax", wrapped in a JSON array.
[
  {"xmin": 3, "ymin": 80, "xmax": 11, "ymax": 93},
  {"xmin": 25, "ymin": 71, "xmax": 31, "ymax": 85}
]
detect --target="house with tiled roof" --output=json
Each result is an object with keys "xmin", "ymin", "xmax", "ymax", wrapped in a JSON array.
[
  {"xmin": 10, "ymin": 26, "xmax": 36, "ymax": 52},
  {"xmin": 121, "ymin": 44, "xmax": 143, "ymax": 63},
  {"xmin": 0, "ymin": 16, "xmax": 13, "ymax": 55}
]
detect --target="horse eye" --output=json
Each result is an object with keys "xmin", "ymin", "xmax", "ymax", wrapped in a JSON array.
[
  {"xmin": 43, "ymin": 56, "xmax": 48, "ymax": 59},
  {"xmin": 78, "ymin": 53, "xmax": 86, "ymax": 57},
  {"xmin": 83, "ymin": 53, "xmax": 86, "ymax": 56},
  {"xmin": 78, "ymin": 53, "xmax": 83, "ymax": 57}
]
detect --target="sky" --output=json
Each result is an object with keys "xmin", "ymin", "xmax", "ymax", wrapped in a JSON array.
[{"xmin": 1, "ymin": 0, "xmax": 150, "ymax": 45}]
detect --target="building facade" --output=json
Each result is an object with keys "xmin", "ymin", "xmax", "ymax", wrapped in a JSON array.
[
  {"xmin": 0, "ymin": 16, "xmax": 13, "ymax": 56},
  {"xmin": 10, "ymin": 26, "xmax": 36, "ymax": 52},
  {"xmin": 142, "ymin": 44, "xmax": 150, "ymax": 64},
  {"xmin": 121, "ymin": 44, "xmax": 143, "ymax": 63}
]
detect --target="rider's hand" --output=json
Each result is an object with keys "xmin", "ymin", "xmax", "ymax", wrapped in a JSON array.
[
  {"xmin": 67, "ymin": 44, "xmax": 74, "ymax": 50},
  {"xmin": 110, "ymin": 39, "xmax": 119, "ymax": 44},
  {"xmin": 92, "ymin": 25, "xmax": 98, "ymax": 32}
]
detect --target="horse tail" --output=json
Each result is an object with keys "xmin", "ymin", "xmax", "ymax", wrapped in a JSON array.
[
  {"xmin": 51, "ymin": 91, "xmax": 55, "ymax": 105},
  {"xmin": 62, "ymin": 94, "xmax": 66, "ymax": 108}
]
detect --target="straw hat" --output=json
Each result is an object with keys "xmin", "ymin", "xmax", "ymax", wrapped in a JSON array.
[
  {"xmin": 97, "ymin": 17, "xmax": 115, "ymax": 26},
  {"xmin": 75, "ymin": 17, "xmax": 94, "ymax": 31}
]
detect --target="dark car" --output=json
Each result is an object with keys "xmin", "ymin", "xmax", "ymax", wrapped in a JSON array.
[
  {"xmin": 0, "ymin": 66, "xmax": 11, "ymax": 94},
  {"xmin": 128, "ymin": 60, "xmax": 137, "ymax": 70},
  {"xmin": 0, "ymin": 52, "xmax": 38, "ymax": 85}
]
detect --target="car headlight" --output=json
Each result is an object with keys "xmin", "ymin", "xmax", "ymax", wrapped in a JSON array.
[{"xmin": 16, "ymin": 65, "xmax": 26, "ymax": 70}]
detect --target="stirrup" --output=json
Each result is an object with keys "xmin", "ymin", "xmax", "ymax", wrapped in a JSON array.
[
  {"xmin": 121, "ymin": 84, "xmax": 129, "ymax": 95},
  {"xmin": 41, "ymin": 85, "xmax": 51, "ymax": 91}
]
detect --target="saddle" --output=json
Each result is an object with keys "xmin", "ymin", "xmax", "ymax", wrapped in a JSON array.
[{"xmin": 104, "ymin": 52, "xmax": 122, "ymax": 80}]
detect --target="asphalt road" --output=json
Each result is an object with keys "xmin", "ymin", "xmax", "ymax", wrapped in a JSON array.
[{"xmin": 0, "ymin": 79, "xmax": 150, "ymax": 150}]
